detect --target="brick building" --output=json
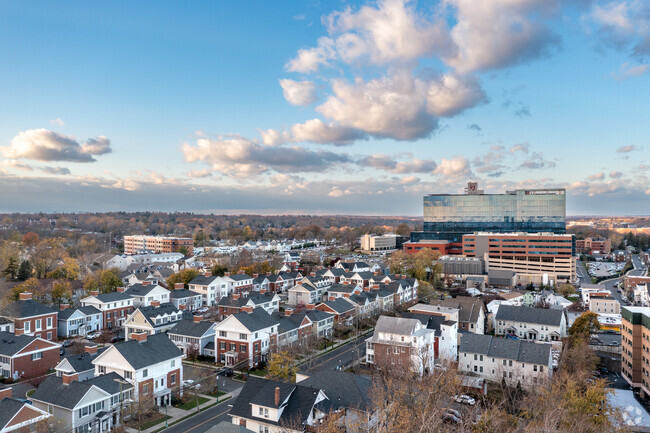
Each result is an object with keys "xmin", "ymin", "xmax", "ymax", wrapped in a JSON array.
[
  {"xmin": 576, "ymin": 237, "xmax": 612, "ymax": 254},
  {"xmin": 123, "ymin": 235, "xmax": 193, "ymax": 256},
  {"xmin": 214, "ymin": 308, "xmax": 278, "ymax": 368},
  {"xmin": 0, "ymin": 331, "xmax": 60, "ymax": 380},
  {"xmin": 80, "ymin": 290, "xmax": 134, "ymax": 329},
  {"xmin": 0, "ymin": 293, "xmax": 57, "ymax": 341}
]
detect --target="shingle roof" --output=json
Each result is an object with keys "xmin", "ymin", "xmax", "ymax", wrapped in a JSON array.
[
  {"xmin": 126, "ymin": 283, "xmax": 163, "ymax": 297},
  {"xmin": 0, "ymin": 299, "xmax": 55, "ymax": 319},
  {"xmin": 374, "ymin": 316, "xmax": 421, "ymax": 335},
  {"xmin": 107, "ymin": 333, "xmax": 182, "ymax": 370},
  {"xmin": 459, "ymin": 333, "xmax": 551, "ymax": 365},
  {"xmin": 495, "ymin": 305, "xmax": 565, "ymax": 326},
  {"xmin": 0, "ymin": 332, "xmax": 39, "ymax": 356},
  {"xmin": 31, "ymin": 372, "xmax": 132, "ymax": 409},
  {"xmin": 232, "ymin": 308, "xmax": 278, "ymax": 333},
  {"xmin": 93, "ymin": 292, "xmax": 133, "ymax": 303},
  {"xmin": 0, "ymin": 398, "xmax": 33, "ymax": 430},
  {"xmin": 430, "ymin": 297, "xmax": 485, "ymax": 324},
  {"xmin": 60, "ymin": 349, "xmax": 106, "ymax": 373},
  {"xmin": 305, "ymin": 310, "xmax": 332, "ymax": 323},
  {"xmin": 320, "ymin": 298, "xmax": 355, "ymax": 314},
  {"xmin": 170, "ymin": 289, "xmax": 202, "ymax": 299},
  {"xmin": 136, "ymin": 303, "xmax": 188, "ymax": 327},
  {"xmin": 169, "ymin": 320, "xmax": 215, "ymax": 337},
  {"xmin": 58, "ymin": 306, "xmax": 101, "ymax": 320},
  {"xmin": 328, "ymin": 283, "xmax": 359, "ymax": 294},
  {"xmin": 189, "ymin": 275, "xmax": 218, "ymax": 286},
  {"xmin": 229, "ymin": 377, "xmax": 322, "ymax": 427},
  {"xmin": 230, "ymin": 274, "xmax": 252, "ymax": 281},
  {"xmin": 298, "ymin": 371, "xmax": 372, "ymax": 411}
]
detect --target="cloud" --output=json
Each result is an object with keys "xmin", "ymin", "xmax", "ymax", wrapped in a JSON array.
[
  {"xmin": 49, "ymin": 118, "xmax": 65, "ymax": 127},
  {"xmin": 279, "ymin": 79, "xmax": 318, "ymax": 106},
  {"xmin": 518, "ymin": 152, "xmax": 557, "ymax": 170},
  {"xmin": 434, "ymin": 156, "xmax": 471, "ymax": 178},
  {"xmin": 1, "ymin": 129, "xmax": 112, "ymax": 163},
  {"xmin": 187, "ymin": 168, "xmax": 212, "ymax": 178},
  {"xmin": 285, "ymin": 37, "xmax": 336, "ymax": 73},
  {"xmin": 328, "ymin": 187, "xmax": 352, "ymax": 198},
  {"xmin": 41, "ymin": 166, "xmax": 71, "ymax": 175},
  {"xmin": 610, "ymin": 171, "xmax": 623, "ymax": 178},
  {"xmin": 359, "ymin": 154, "xmax": 437, "ymax": 174},
  {"xmin": 467, "ymin": 123, "xmax": 482, "ymax": 132},
  {"xmin": 510, "ymin": 143, "xmax": 530, "ymax": 154},
  {"xmin": 290, "ymin": 119, "xmax": 366, "ymax": 145},
  {"xmin": 316, "ymin": 72, "xmax": 438, "ymax": 140},
  {"xmin": 588, "ymin": 172, "xmax": 606, "ymax": 181},
  {"xmin": 426, "ymin": 73, "xmax": 487, "ymax": 117},
  {"xmin": 443, "ymin": 0, "xmax": 561, "ymax": 74},
  {"xmin": 1, "ymin": 160, "xmax": 33, "ymax": 172},
  {"xmin": 514, "ymin": 106, "xmax": 531, "ymax": 117},
  {"xmin": 613, "ymin": 62, "xmax": 650, "ymax": 79},
  {"xmin": 472, "ymin": 145, "xmax": 506, "ymax": 174},
  {"xmin": 259, "ymin": 129, "xmax": 291, "ymax": 146},
  {"xmin": 399, "ymin": 175, "xmax": 419, "ymax": 184},
  {"xmin": 617, "ymin": 144, "xmax": 640, "ymax": 152},
  {"xmin": 181, "ymin": 136, "xmax": 352, "ymax": 177}
]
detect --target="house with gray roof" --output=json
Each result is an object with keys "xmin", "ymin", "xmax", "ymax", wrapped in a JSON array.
[
  {"xmin": 80, "ymin": 290, "xmax": 134, "ymax": 330},
  {"xmin": 55, "ymin": 345, "xmax": 107, "ymax": 381},
  {"xmin": 169, "ymin": 285, "xmax": 202, "ymax": 312},
  {"xmin": 125, "ymin": 283, "xmax": 170, "ymax": 308},
  {"xmin": 123, "ymin": 302, "xmax": 189, "ymax": 340},
  {"xmin": 168, "ymin": 318, "xmax": 216, "ymax": 357},
  {"xmin": 30, "ymin": 372, "xmax": 133, "ymax": 433},
  {"xmin": 0, "ymin": 292, "xmax": 58, "ymax": 341},
  {"xmin": 458, "ymin": 333, "xmax": 553, "ymax": 388},
  {"xmin": 0, "ymin": 388, "xmax": 50, "ymax": 433},
  {"xmin": 0, "ymin": 331, "xmax": 60, "ymax": 380},
  {"xmin": 315, "ymin": 298, "xmax": 356, "ymax": 325},
  {"xmin": 57, "ymin": 305, "xmax": 102, "ymax": 338},
  {"xmin": 495, "ymin": 305, "xmax": 567, "ymax": 341}
]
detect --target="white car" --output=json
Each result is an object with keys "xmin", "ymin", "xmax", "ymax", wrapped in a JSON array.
[
  {"xmin": 453, "ymin": 394, "xmax": 476, "ymax": 406},
  {"xmin": 183, "ymin": 380, "xmax": 201, "ymax": 389}
]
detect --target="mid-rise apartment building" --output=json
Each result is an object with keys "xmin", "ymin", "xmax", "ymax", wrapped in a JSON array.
[
  {"xmin": 463, "ymin": 232, "xmax": 576, "ymax": 285},
  {"xmin": 620, "ymin": 306, "xmax": 650, "ymax": 395},
  {"xmin": 576, "ymin": 237, "xmax": 611, "ymax": 254},
  {"xmin": 360, "ymin": 234, "xmax": 400, "ymax": 251},
  {"xmin": 123, "ymin": 235, "xmax": 193, "ymax": 256},
  {"xmin": 589, "ymin": 296, "xmax": 620, "ymax": 315}
]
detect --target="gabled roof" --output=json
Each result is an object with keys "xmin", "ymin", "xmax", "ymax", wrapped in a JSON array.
[
  {"xmin": 459, "ymin": 333, "xmax": 551, "ymax": 365},
  {"xmin": 31, "ymin": 372, "xmax": 132, "ymax": 409},
  {"xmin": 58, "ymin": 349, "xmax": 107, "ymax": 373},
  {"xmin": 0, "ymin": 398, "xmax": 48, "ymax": 430},
  {"xmin": 320, "ymin": 298, "xmax": 355, "ymax": 314},
  {"xmin": 89, "ymin": 292, "xmax": 132, "ymax": 303},
  {"xmin": 328, "ymin": 283, "xmax": 359, "ymax": 294},
  {"xmin": 0, "ymin": 299, "xmax": 55, "ymax": 319},
  {"xmin": 297, "ymin": 371, "xmax": 372, "ymax": 411},
  {"xmin": 169, "ymin": 320, "xmax": 215, "ymax": 338},
  {"xmin": 305, "ymin": 310, "xmax": 332, "ymax": 323},
  {"xmin": 103, "ymin": 333, "xmax": 182, "ymax": 370},
  {"xmin": 374, "ymin": 315, "xmax": 421, "ymax": 335},
  {"xmin": 229, "ymin": 377, "xmax": 323, "ymax": 427},
  {"xmin": 430, "ymin": 297, "xmax": 486, "ymax": 324},
  {"xmin": 58, "ymin": 306, "xmax": 101, "ymax": 320},
  {"xmin": 253, "ymin": 276, "xmax": 269, "ymax": 284},
  {"xmin": 170, "ymin": 289, "xmax": 202, "ymax": 299},
  {"xmin": 495, "ymin": 305, "xmax": 565, "ymax": 326},
  {"xmin": 189, "ymin": 275, "xmax": 218, "ymax": 286},
  {"xmin": 324, "ymin": 268, "xmax": 346, "ymax": 276},
  {"xmin": 279, "ymin": 271, "xmax": 301, "ymax": 280},
  {"xmin": 126, "ymin": 283, "xmax": 166, "ymax": 297},
  {"xmin": 136, "ymin": 303, "xmax": 188, "ymax": 327},
  {"xmin": 230, "ymin": 274, "xmax": 252, "ymax": 281},
  {"xmin": 0, "ymin": 332, "xmax": 56, "ymax": 357},
  {"xmin": 231, "ymin": 308, "xmax": 278, "ymax": 333},
  {"xmin": 218, "ymin": 292, "xmax": 278, "ymax": 308}
]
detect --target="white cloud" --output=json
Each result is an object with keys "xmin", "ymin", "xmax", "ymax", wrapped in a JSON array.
[
  {"xmin": 427, "ymin": 73, "xmax": 487, "ymax": 117},
  {"xmin": 49, "ymin": 118, "xmax": 65, "ymax": 127},
  {"xmin": 400, "ymin": 175, "xmax": 419, "ymax": 184},
  {"xmin": 285, "ymin": 37, "xmax": 336, "ymax": 73},
  {"xmin": 617, "ymin": 144, "xmax": 640, "ymax": 152},
  {"xmin": 610, "ymin": 171, "xmax": 623, "ymax": 178},
  {"xmin": 1, "ymin": 129, "xmax": 112, "ymax": 163},
  {"xmin": 588, "ymin": 172, "xmax": 606, "ymax": 181},
  {"xmin": 279, "ymin": 79, "xmax": 318, "ymax": 106},
  {"xmin": 359, "ymin": 154, "xmax": 437, "ymax": 173},
  {"xmin": 290, "ymin": 119, "xmax": 366, "ymax": 145},
  {"xmin": 1, "ymin": 160, "xmax": 33, "ymax": 171},
  {"xmin": 259, "ymin": 129, "xmax": 291, "ymax": 146},
  {"xmin": 434, "ymin": 156, "xmax": 471, "ymax": 178},
  {"xmin": 510, "ymin": 143, "xmax": 530, "ymax": 154},
  {"xmin": 187, "ymin": 168, "xmax": 213, "ymax": 178},
  {"xmin": 613, "ymin": 62, "xmax": 650, "ymax": 79},
  {"xmin": 328, "ymin": 187, "xmax": 352, "ymax": 197},
  {"xmin": 42, "ymin": 166, "xmax": 71, "ymax": 175}
]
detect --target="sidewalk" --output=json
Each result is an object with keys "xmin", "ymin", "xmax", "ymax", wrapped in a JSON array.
[{"xmin": 124, "ymin": 388, "xmax": 240, "ymax": 433}]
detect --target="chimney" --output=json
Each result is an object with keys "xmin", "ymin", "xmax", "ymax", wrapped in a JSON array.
[
  {"xmin": 117, "ymin": 287, "xmax": 126, "ymax": 293},
  {"xmin": 60, "ymin": 303, "xmax": 70, "ymax": 311},
  {"xmin": 150, "ymin": 301, "xmax": 160, "ymax": 307},
  {"xmin": 374, "ymin": 271, "xmax": 379, "ymax": 276},
  {"xmin": 204, "ymin": 271, "xmax": 212, "ymax": 277},
  {"xmin": 175, "ymin": 283, "xmax": 184, "ymax": 290},
  {"xmin": 131, "ymin": 332, "xmax": 148, "ymax": 342},
  {"xmin": 343, "ymin": 281, "xmax": 350, "ymax": 285},
  {"xmin": 193, "ymin": 315, "xmax": 203, "ymax": 323},
  {"xmin": 275, "ymin": 386, "xmax": 280, "ymax": 406},
  {"xmin": 395, "ymin": 274, "xmax": 401, "ymax": 279},
  {"xmin": 142, "ymin": 281, "xmax": 151, "ymax": 286},
  {"xmin": 90, "ymin": 290, "xmax": 99, "ymax": 297},
  {"xmin": 253, "ymin": 273, "xmax": 259, "ymax": 278},
  {"xmin": 224, "ymin": 272, "xmax": 231, "ymax": 277},
  {"xmin": 62, "ymin": 372, "xmax": 79, "ymax": 385},
  {"xmin": 285, "ymin": 309, "xmax": 293, "ymax": 316},
  {"xmin": 241, "ymin": 305, "xmax": 253, "ymax": 313},
  {"xmin": 363, "ymin": 286, "xmax": 370, "ymax": 292},
  {"xmin": 266, "ymin": 272, "xmax": 271, "ymax": 276},
  {"xmin": 310, "ymin": 272, "xmax": 316, "ymax": 277},
  {"xmin": 19, "ymin": 292, "xmax": 33, "ymax": 301},
  {"xmin": 233, "ymin": 293, "xmax": 241, "ymax": 300},
  {"xmin": 84, "ymin": 344, "xmax": 98, "ymax": 355},
  {"xmin": 306, "ymin": 304, "xmax": 315, "ymax": 310},
  {"xmin": 179, "ymin": 304, "xmax": 186, "ymax": 310},
  {"xmin": 0, "ymin": 388, "xmax": 11, "ymax": 400},
  {"xmin": 372, "ymin": 284, "xmax": 380, "ymax": 290},
  {"xmin": 260, "ymin": 288, "xmax": 267, "ymax": 295}
]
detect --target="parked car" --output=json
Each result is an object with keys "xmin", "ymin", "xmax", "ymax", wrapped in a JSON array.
[
  {"xmin": 60, "ymin": 347, "xmax": 65, "ymax": 356},
  {"xmin": 216, "ymin": 367, "xmax": 234, "ymax": 377},
  {"xmin": 62, "ymin": 340, "xmax": 73, "ymax": 347},
  {"xmin": 453, "ymin": 394, "xmax": 476, "ymax": 406},
  {"xmin": 183, "ymin": 380, "xmax": 201, "ymax": 389}
]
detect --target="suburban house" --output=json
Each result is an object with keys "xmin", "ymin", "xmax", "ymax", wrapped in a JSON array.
[
  {"xmin": 402, "ymin": 312, "xmax": 458, "ymax": 362},
  {"xmin": 458, "ymin": 333, "xmax": 553, "ymax": 388},
  {"xmin": 30, "ymin": 372, "xmax": 134, "ymax": 433},
  {"xmin": 275, "ymin": 311, "xmax": 314, "ymax": 349},
  {"xmin": 125, "ymin": 283, "xmax": 170, "ymax": 308},
  {"xmin": 339, "ymin": 271, "xmax": 375, "ymax": 288},
  {"xmin": 335, "ymin": 261, "xmax": 371, "ymax": 273},
  {"xmin": 0, "ymin": 292, "xmax": 58, "ymax": 341},
  {"xmin": 265, "ymin": 274, "xmax": 285, "ymax": 293},
  {"xmin": 347, "ymin": 292, "xmax": 380, "ymax": 318},
  {"xmin": 287, "ymin": 276, "xmax": 329, "ymax": 306},
  {"xmin": 217, "ymin": 292, "xmax": 280, "ymax": 321},
  {"xmin": 589, "ymin": 296, "xmax": 621, "ymax": 315},
  {"xmin": 123, "ymin": 303, "xmax": 188, "ymax": 340},
  {"xmin": 57, "ymin": 305, "xmax": 103, "ymax": 338},
  {"xmin": 0, "ymin": 331, "xmax": 60, "ymax": 380},
  {"xmin": 427, "ymin": 297, "xmax": 487, "ymax": 334},
  {"xmin": 188, "ymin": 273, "xmax": 223, "ymax": 307},
  {"xmin": 304, "ymin": 310, "xmax": 335, "ymax": 339},
  {"xmin": 169, "ymin": 284, "xmax": 203, "ymax": 312},
  {"xmin": 92, "ymin": 333, "xmax": 183, "ymax": 406},
  {"xmin": 327, "ymin": 283, "xmax": 363, "ymax": 300},
  {"xmin": 277, "ymin": 271, "xmax": 302, "ymax": 291},
  {"xmin": 0, "ymin": 388, "xmax": 51, "ymax": 433},
  {"xmin": 228, "ymin": 377, "xmax": 329, "ymax": 433},
  {"xmin": 252, "ymin": 275, "xmax": 270, "ymax": 293},
  {"xmin": 228, "ymin": 274, "xmax": 254, "ymax": 295},
  {"xmin": 168, "ymin": 317, "xmax": 217, "ymax": 357},
  {"xmin": 321, "ymin": 268, "xmax": 346, "ymax": 284},
  {"xmin": 316, "ymin": 298, "xmax": 356, "ymax": 325},
  {"xmin": 365, "ymin": 316, "xmax": 436, "ymax": 375},
  {"xmin": 495, "ymin": 305, "xmax": 568, "ymax": 341},
  {"xmin": 214, "ymin": 308, "xmax": 278, "ymax": 368},
  {"xmin": 55, "ymin": 345, "xmax": 106, "ymax": 382},
  {"xmin": 80, "ymin": 291, "xmax": 134, "ymax": 330}
]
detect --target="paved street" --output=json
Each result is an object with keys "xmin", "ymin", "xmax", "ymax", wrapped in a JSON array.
[
  {"xmin": 301, "ymin": 333, "xmax": 368, "ymax": 372},
  {"xmin": 160, "ymin": 389, "xmax": 240, "ymax": 433}
]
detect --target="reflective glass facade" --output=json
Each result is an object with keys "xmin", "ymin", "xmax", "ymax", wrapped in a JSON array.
[{"xmin": 412, "ymin": 188, "xmax": 566, "ymax": 242}]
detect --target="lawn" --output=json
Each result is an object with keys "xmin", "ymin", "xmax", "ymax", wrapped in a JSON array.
[
  {"xmin": 206, "ymin": 390, "xmax": 227, "ymax": 398},
  {"xmin": 249, "ymin": 368, "xmax": 268, "ymax": 377},
  {"xmin": 178, "ymin": 396, "xmax": 209, "ymax": 410},
  {"xmin": 26, "ymin": 389, "xmax": 35, "ymax": 397},
  {"xmin": 140, "ymin": 415, "xmax": 172, "ymax": 430}
]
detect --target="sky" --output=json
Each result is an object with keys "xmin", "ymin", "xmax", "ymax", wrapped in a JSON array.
[{"xmin": 0, "ymin": 0, "xmax": 649, "ymax": 216}]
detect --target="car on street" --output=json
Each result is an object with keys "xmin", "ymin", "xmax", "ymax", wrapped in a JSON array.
[
  {"xmin": 62, "ymin": 340, "xmax": 73, "ymax": 347},
  {"xmin": 183, "ymin": 380, "xmax": 201, "ymax": 389},
  {"xmin": 216, "ymin": 367, "xmax": 234, "ymax": 377},
  {"xmin": 453, "ymin": 394, "xmax": 476, "ymax": 406}
]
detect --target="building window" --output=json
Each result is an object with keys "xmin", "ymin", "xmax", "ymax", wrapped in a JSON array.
[
  {"xmin": 142, "ymin": 384, "xmax": 149, "ymax": 395},
  {"xmin": 142, "ymin": 369, "xmax": 148, "ymax": 378},
  {"xmin": 31, "ymin": 352, "xmax": 42, "ymax": 361},
  {"xmin": 171, "ymin": 360, "xmax": 175, "ymax": 368},
  {"xmin": 171, "ymin": 373, "xmax": 176, "ymax": 385}
]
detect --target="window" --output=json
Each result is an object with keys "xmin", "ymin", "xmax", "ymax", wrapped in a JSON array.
[
  {"xmin": 540, "ymin": 366, "xmax": 544, "ymax": 373},
  {"xmin": 24, "ymin": 321, "xmax": 30, "ymax": 333},
  {"xmin": 240, "ymin": 344, "xmax": 247, "ymax": 353},
  {"xmin": 240, "ymin": 333, "xmax": 247, "ymax": 340},
  {"xmin": 171, "ymin": 360, "xmax": 175, "ymax": 368},
  {"xmin": 219, "ymin": 331, "xmax": 227, "ymax": 337},
  {"xmin": 474, "ymin": 354, "xmax": 477, "ymax": 361},
  {"xmin": 47, "ymin": 317, "xmax": 53, "ymax": 328},
  {"xmin": 220, "ymin": 342, "xmax": 226, "ymax": 350},
  {"xmin": 230, "ymin": 344, "xmax": 236, "ymax": 351},
  {"xmin": 533, "ymin": 365, "xmax": 538, "ymax": 372},
  {"xmin": 142, "ymin": 384, "xmax": 149, "ymax": 395},
  {"xmin": 142, "ymin": 369, "xmax": 148, "ymax": 378},
  {"xmin": 259, "ymin": 407, "xmax": 263, "ymax": 416},
  {"xmin": 125, "ymin": 371, "xmax": 132, "ymax": 379},
  {"xmin": 98, "ymin": 366, "xmax": 106, "ymax": 374},
  {"xmin": 171, "ymin": 373, "xmax": 177, "ymax": 385},
  {"xmin": 31, "ymin": 352, "xmax": 42, "ymax": 361}
]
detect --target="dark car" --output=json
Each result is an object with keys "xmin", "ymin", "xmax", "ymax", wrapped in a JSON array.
[
  {"xmin": 216, "ymin": 367, "xmax": 234, "ymax": 377},
  {"xmin": 60, "ymin": 347, "xmax": 65, "ymax": 356},
  {"xmin": 62, "ymin": 340, "xmax": 73, "ymax": 347}
]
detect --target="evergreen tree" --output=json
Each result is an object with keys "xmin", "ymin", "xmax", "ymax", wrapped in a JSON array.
[
  {"xmin": 16, "ymin": 259, "xmax": 32, "ymax": 281},
  {"xmin": 2, "ymin": 256, "xmax": 19, "ymax": 281}
]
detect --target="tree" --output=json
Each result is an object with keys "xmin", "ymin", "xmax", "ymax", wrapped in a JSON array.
[
  {"xmin": 6, "ymin": 278, "xmax": 40, "ymax": 303},
  {"xmin": 61, "ymin": 257, "xmax": 81, "ymax": 280},
  {"xmin": 558, "ymin": 283, "xmax": 576, "ymax": 297},
  {"xmin": 51, "ymin": 280, "xmax": 73, "ymax": 305},
  {"xmin": 31, "ymin": 238, "xmax": 66, "ymax": 278},
  {"xmin": 395, "ymin": 223, "xmax": 411, "ymax": 237},
  {"xmin": 178, "ymin": 245, "xmax": 189, "ymax": 257},
  {"xmin": 166, "ymin": 269, "xmax": 200, "ymax": 289},
  {"xmin": 267, "ymin": 351, "xmax": 297, "ymax": 382},
  {"xmin": 16, "ymin": 259, "xmax": 32, "ymax": 281},
  {"xmin": 22, "ymin": 232, "xmax": 40, "ymax": 247},
  {"xmin": 210, "ymin": 263, "xmax": 228, "ymax": 277},
  {"xmin": 569, "ymin": 311, "xmax": 601, "ymax": 346},
  {"xmin": 98, "ymin": 269, "xmax": 122, "ymax": 293},
  {"xmin": 2, "ymin": 256, "xmax": 19, "ymax": 281}
]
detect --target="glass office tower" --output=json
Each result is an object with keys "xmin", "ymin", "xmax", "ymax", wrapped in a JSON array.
[{"xmin": 411, "ymin": 182, "xmax": 566, "ymax": 243}]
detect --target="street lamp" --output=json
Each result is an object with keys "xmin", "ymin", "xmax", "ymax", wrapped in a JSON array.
[{"xmin": 113, "ymin": 378, "xmax": 130, "ymax": 430}]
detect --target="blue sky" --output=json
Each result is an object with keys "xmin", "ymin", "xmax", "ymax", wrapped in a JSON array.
[{"xmin": 0, "ymin": 0, "xmax": 649, "ymax": 215}]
